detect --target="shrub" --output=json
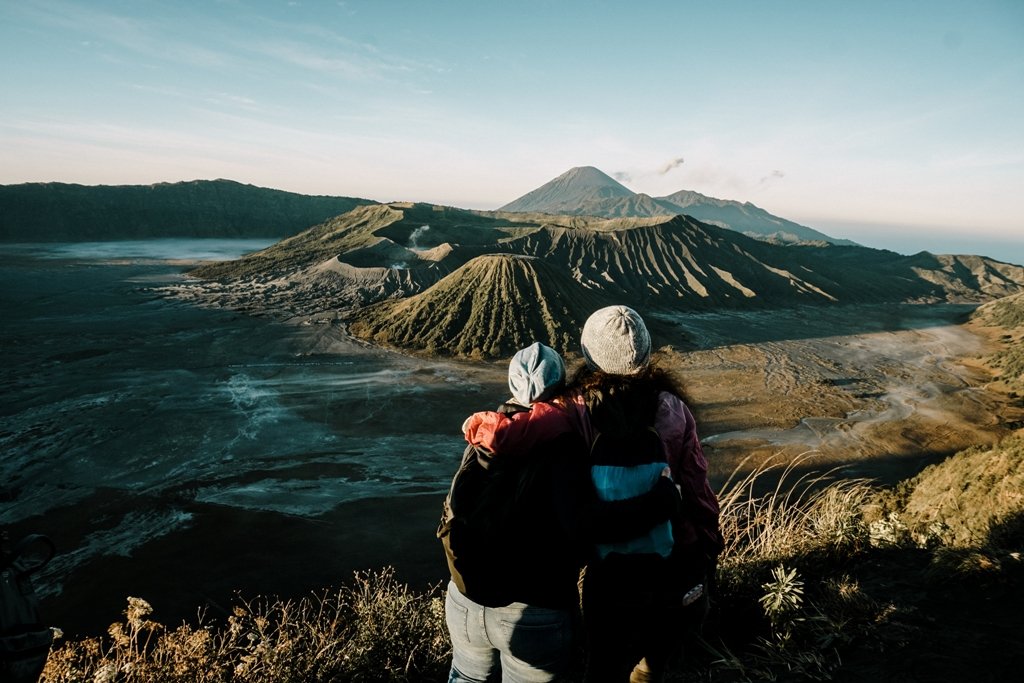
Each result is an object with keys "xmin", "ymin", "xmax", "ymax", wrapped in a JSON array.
[
  {"xmin": 876, "ymin": 435, "xmax": 1024, "ymax": 548},
  {"xmin": 716, "ymin": 454, "xmax": 873, "ymax": 570}
]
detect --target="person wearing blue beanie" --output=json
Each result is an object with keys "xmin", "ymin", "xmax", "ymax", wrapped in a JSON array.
[{"xmin": 508, "ymin": 341, "xmax": 566, "ymax": 407}]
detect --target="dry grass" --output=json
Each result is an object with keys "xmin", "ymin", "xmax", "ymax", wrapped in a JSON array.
[
  {"xmin": 716, "ymin": 455, "xmax": 874, "ymax": 568},
  {"xmin": 40, "ymin": 568, "xmax": 449, "ymax": 683},
  {"xmin": 974, "ymin": 292, "xmax": 1024, "ymax": 390},
  {"xmin": 698, "ymin": 438, "xmax": 1024, "ymax": 681},
  {"xmin": 872, "ymin": 435, "xmax": 1024, "ymax": 549},
  {"xmin": 696, "ymin": 455, "xmax": 878, "ymax": 681}
]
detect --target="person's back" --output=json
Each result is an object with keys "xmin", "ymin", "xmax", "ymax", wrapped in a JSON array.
[
  {"xmin": 440, "ymin": 400, "xmax": 586, "ymax": 612},
  {"xmin": 572, "ymin": 305, "xmax": 721, "ymax": 683},
  {"xmin": 441, "ymin": 342, "xmax": 585, "ymax": 683},
  {"xmin": 495, "ymin": 409, "xmax": 588, "ymax": 610},
  {"xmin": 445, "ymin": 339, "xmax": 688, "ymax": 682}
]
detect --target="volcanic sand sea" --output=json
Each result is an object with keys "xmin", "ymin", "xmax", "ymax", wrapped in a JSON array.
[
  {"xmin": 1, "ymin": 242, "xmax": 506, "ymax": 637},
  {"xmin": 2, "ymin": 241, "xmax": 1020, "ymax": 637},
  {"xmin": 657, "ymin": 304, "xmax": 1023, "ymax": 486}
]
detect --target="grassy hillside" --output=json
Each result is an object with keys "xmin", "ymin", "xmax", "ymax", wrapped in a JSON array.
[
  {"xmin": 974, "ymin": 292, "xmax": 1024, "ymax": 391},
  {"xmin": 0, "ymin": 180, "xmax": 376, "ymax": 241},
  {"xmin": 876, "ymin": 436, "xmax": 1024, "ymax": 548},
  {"xmin": 39, "ymin": 436, "xmax": 1024, "ymax": 681}
]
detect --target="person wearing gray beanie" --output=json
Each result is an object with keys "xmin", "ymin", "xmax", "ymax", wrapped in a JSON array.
[
  {"xmin": 580, "ymin": 305, "xmax": 652, "ymax": 375},
  {"xmin": 572, "ymin": 305, "xmax": 722, "ymax": 683},
  {"xmin": 508, "ymin": 341, "xmax": 566, "ymax": 406}
]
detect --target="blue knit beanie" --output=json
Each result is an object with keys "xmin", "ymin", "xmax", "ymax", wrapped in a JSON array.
[{"xmin": 508, "ymin": 342, "xmax": 566, "ymax": 406}]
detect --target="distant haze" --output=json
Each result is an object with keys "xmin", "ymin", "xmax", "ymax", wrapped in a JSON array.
[
  {"xmin": 807, "ymin": 218, "xmax": 1024, "ymax": 268},
  {"xmin": 0, "ymin": 1, "xmax": 1020, "ymax": 260}
]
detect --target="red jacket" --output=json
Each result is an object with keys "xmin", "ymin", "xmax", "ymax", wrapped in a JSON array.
[{"xmin": 463, "ymin": 391, "xmax": 723, "ymax": 559}]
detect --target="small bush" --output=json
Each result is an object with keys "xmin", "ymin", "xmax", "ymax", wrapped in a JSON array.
[{"xmin": 877, "ymin": 435, "xmax": 1024, "ymax": 548}]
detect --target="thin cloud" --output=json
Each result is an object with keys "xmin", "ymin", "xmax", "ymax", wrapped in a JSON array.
[
  {"xmin": 205, "ymin": 92, "xmax": 261, "ymax": 111},
  {"xmin": 246, "ymin": 15, "xmax": 450, "ymax": 77},
  {"xmin": 16, "ymin": 0, "xmax": 239, "ymax": 70},
  {"xmin": 658, "ymin": 157, "xmax": 685, "ymax": 174},
  {"xmin": 760, "ymin": 169, "xmax": 786, "ymax": 184},
  {"xmin": 613, "ymin": 171, "xmax": 633, "ymax": 183},
  {"xmin": 255, "ymin": 41, "xmax": 373, "ymax": 79}
]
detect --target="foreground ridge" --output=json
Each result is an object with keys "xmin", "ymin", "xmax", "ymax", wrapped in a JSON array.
[{"xmin": 38, "ymin": 436, "xmax": 1024, "ymax": 682}]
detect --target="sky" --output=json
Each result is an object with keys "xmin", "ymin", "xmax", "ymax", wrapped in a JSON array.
[{"xmin": 2, "ymin": 0, "xmax": 1022, "ymax": 262}]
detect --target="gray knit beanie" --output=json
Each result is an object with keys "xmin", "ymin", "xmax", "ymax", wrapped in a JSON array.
[
  {"xmin": 580, "ymin": 305, "xmax": 651, "ymax": 375},
  {"xmin": 508, "ymin": 341, "xmax": 566, "ymax": 406}
]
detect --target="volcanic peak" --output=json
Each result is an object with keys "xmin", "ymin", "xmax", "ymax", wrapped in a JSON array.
[
  {"xmin": 499, "ymin": 166, "xmax": 855, "ymax": 246},
  {"xmin": 499, "ymin": 166, "xmax": 635, "ymax": 214},
  {"xmin": 349, "ymin": 253, "xmax": 609, "ymax": 359}
]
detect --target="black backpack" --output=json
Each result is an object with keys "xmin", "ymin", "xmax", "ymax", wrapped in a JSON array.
[
  {"xmin": 589, "ymin": 427, "xmax": 675, "ymax": 560},
  {"xmin": 1, "ymin": 532, "xmax": 56, "ymax": 683},
  {"xmin": 437, "ymin": 437, "xmax": 531, "ymax": 607}
]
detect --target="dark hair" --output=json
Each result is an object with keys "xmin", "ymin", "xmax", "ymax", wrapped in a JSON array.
[
  {"xmin": 567, "ymin": 362, "xmax": 690, "ymax": 403},
  {"xmin": 566, "ymin": 361, "xmax": 691, "ymax": 434}
]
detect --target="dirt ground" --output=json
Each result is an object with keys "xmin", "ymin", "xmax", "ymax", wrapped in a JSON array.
[{"xmin": 655, "ymin": 305, "xmax": 1024, "ymax": 489}]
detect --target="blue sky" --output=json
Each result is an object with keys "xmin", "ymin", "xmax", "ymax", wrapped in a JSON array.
[{"xmin": 2, "ymin": 1, "xmax": 1022, "ymax": 261}]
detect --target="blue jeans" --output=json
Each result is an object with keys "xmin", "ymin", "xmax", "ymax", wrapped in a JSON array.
[{"xmin": 445, "ymin": 581, "xmax": 576, "ymax": 683}]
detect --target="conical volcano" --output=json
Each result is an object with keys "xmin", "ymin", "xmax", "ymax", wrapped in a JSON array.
[
  {"xmin": 348, "ymin": 253, "xmax": 609, "ymax": 358},
  {"xmin": 499, "ymin": 166, "xmax": 640, "ymax": 215}
]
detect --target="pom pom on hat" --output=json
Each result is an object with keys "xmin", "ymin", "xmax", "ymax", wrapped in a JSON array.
[
  {"xmin": 580, "ymin": 305, "xmax": 651, "ymax": 375},
  {"xmin": 508, "ymin": 341, "xmax": 566, "ymax": 406}
]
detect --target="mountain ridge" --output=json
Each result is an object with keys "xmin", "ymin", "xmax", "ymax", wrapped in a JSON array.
[
  {"xmin": 499, "ymin": 166, "xmax": 855, "ymax": 246},
  {"xmin": 0, "ymin": 179, "xmax": 377, "ymax": 241},
  {"xmin": 349, "ymin": 254, "xmax": 610, "ymax": 358},
  {"xmin": 185, "ymin": 202, "xmax": 1024, "ymax": 358}
]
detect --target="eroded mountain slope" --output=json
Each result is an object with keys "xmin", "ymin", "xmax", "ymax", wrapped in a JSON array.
[
  {"xmin": 183, "ymin": 202, "xmax": 1024, "ymax": 358},
  {"xmin": 348, "ymin": 254, "xmax": 610, "ymax": 358}
]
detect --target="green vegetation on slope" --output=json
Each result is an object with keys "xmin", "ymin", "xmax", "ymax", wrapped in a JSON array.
[
  {"xmin": 0, "ymin": 180, "xmax": 376, "ymax": 241},
  {"xmin": 974, "ymin": 292, "xmax": 1024, "ymax": 390},
  {"xmin": 982, "ymin": 292, "xmax": 1024, "ymax": 329},
  {"xmin": 39, "ymin": 436, "xmax": 1024, "ymax": 681},
  {"xmin": 877, "ymin": 435, "xmax": 1024, "ymax": 548}
]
